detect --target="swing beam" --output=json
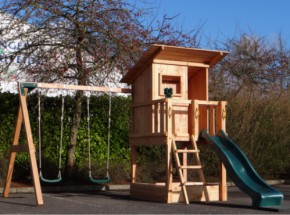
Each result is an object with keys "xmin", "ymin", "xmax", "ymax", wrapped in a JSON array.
[
  {"xmin": 3, "ymin": 82, "xmax": 131, "ymax": 206},
  {"xmin": 19, "ymin": 82, "xmax": 131, "ymax": 95}
]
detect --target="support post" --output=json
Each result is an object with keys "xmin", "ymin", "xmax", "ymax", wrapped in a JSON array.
[
  {"xmin": 182, "ymin": 142, "xmax": 188, "ymax": 181},
  {"xmin": 3, "ymin": 86, "xmax": 43, "ymax": 206},
  {"xmin": 216, "ymin": 101, "xmax": 227, "ymax": 201},
  {"xmin": 192, "ymin": 100, "xmax": 199, "ymax": 141},
  {"xmin": 20, "ymin": 89, "xmax": 43, "ymax": 205},
  {"xmin": 3, "ymin": 103, "xmax": 23, "ymax": 197},
  {"xmin": 131, "ymin": 145, "xmax": 137, "ymax": 183},
  {"xmin": 166, "ymin": 99, "xmax": 173, "ymax": 203}
]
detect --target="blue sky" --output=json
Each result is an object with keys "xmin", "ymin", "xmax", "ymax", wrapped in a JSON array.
[{"xmin": 132, "ymin": 0, "xmax": 290, "ymax": 46}]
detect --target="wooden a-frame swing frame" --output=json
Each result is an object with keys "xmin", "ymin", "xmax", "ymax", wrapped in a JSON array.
[{"xmin": 3, "ymin": 82, "xmax": 131, "ymax": 206}]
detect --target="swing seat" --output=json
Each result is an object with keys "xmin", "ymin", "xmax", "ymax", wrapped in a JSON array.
[
  {"xmin": 39, "ymin": 170, "xmax": 62, "ymax": 183},
  {"xmin": 89, "ymin": 171, "xmax": 110, "ymax": 184},
  {"xmin": 89, "ymin": 176, "xmax": 110, "ymax": 184},
  {"xmin": 40, "ymin": 175, "xmax": 62, "ymax": 183}
]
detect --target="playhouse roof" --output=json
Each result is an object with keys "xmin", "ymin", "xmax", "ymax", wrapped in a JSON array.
[{"xmin": 121, "ymin": 44, "xmax": 228, "ymax": 84}]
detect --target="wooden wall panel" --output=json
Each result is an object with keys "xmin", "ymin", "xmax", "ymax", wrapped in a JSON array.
[
  {"xmin": 188, "ymin": 67, "xmax": 208, "ymax": 134},
  {"xmin": 172, "ymin": 105, "xmax": 189, "ymax": 136},
  {"xmin": 152, "ymin": 63, "xmax": 188, "ymax": 100},
  {"xmin": 133, "ymin": 65, "xmax": 152, "ymax": 103},
  {"xmin": 132, "ymin": 65, "xmax": 152, "ymax": 135}
]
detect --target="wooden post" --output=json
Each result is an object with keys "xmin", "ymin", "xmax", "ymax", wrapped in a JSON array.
[
  {"xmin": 209, "ymin": 106, "xmax": 215, "ymax": 135},
  {"xmin": 182, "ymin": 143, "xmax": 188, "ymax": 181},
  {"xmin": 3, "ymin": 86, "xmax": 43, "ymax": 206},
  {"xmin": 131, "ymin": 145, "xmax": 137, "ymax": 183},
  {"xmin": 216, "ymin": 101, "xmax": 227, "ymax": 201},
  {"xmin": 3, "ymin": 103, "xmax": 23, "ymax": 197},
  {"xmin": 20, "ymin": 88, "xmax": 43, "ymax": 205},
  {"xmin": 160, "ymin": 101, "xmax": 165, "ymax": 133},
  {"xmin": 166, "ymin": 99, "xmax": 173, "ymax": 203},
  {"xmin": 192, "ymin": 100, "xmax": 199, "ymax": 141}
]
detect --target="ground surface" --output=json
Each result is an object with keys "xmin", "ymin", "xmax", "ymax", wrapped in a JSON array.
[{"xmin": 0, "ymin": 185, "xmax": 289, "ymax": 214}]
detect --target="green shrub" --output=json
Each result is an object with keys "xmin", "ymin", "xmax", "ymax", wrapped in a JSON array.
[
  {"xmin": 0, "ymin": 92, "xmax": 131, "ymax": 182},
  {"xmin": 226, "ymin": 92, "xmax": 290, "ymax": 179},
  {"xmin": 0, "ymin": 90, "xmax": 289, "ymax": 184}
]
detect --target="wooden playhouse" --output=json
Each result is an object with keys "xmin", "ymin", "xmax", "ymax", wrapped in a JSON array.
[{"xmin": 121, "ymin": 44, "xmax": 229, "ymax": 204}]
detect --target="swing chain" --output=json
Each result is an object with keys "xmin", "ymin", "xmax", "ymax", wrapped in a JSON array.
[
  {"xmin": 38, "ymin": 91, "xmax": 42, "ymax": 171},
  {"xmin": 87, "ymin": 94, "xmax": 92, "ymax": 173},
  {"xmin": 38, "ymin": 90, "xmax": 64, "ymax": 183},
  {"xmin": 87, "ymin": 91, "xmax": 111, "ymax": 183},
  {"xmin": 106, "ymin": 92, "xmax": 112, "ymax": 177}
]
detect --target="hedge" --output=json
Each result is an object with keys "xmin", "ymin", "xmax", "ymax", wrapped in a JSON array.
[
  {"xmin": 0, "ymin": 92, "xmax": 289, "ymax": 184},
  {"xmin": 0, "ymin": 92, "xmax": 131, "ymax": 183}
]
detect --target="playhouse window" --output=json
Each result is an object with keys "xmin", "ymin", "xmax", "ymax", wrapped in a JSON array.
[{"xmin": 160, "ymin": 75, "xmax": 181, "ymax": 96}]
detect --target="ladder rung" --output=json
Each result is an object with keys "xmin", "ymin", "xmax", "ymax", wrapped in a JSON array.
[
  {"xmin": 183, "ymin": 182, "xmax": 205, "ymax": 186},
  {"xmin": 179, "ymin": 165, "xmax": 202, "ymax": 169},
  {"xmin": 175, "ymin": 149, "xmax": 199, "ymax": 153}
]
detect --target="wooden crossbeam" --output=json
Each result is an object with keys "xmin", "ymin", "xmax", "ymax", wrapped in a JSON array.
[
  {"xmin": 20, "ymin": 82, "xmax": 131, "ymax": 94},
  {"xmin": 10, "ymin": 144, "xmax": 29, "ymax": 153}
]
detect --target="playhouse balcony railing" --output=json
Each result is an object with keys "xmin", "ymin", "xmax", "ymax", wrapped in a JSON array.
[
  {"xmin": 131, "ymin": 99, "xmax": 226, "ymax": 141},
  {"xmin": 192, "ymin": 100, "xmax": 227, "ymax": 141},
  {"xmin": 131, "ymin": 98, "xmax": 176, "ymax": 137}
]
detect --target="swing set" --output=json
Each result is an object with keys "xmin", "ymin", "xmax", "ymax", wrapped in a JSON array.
[{"xmin": 3, "ymin": 82, "xmax": 131, "ymax": 206}]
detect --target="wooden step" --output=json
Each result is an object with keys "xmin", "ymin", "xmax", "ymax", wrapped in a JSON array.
[
  {"xmin": 179, "ymin": 165, "xmax": 202, "ymax": 169},
  {"xmin": 175, "ymin": 149, "xmax": 199, "ymax": 153}
]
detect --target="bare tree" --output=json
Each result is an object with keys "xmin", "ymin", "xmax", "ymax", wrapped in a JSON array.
[
  {"xmin": 208, "ymin": 33, "xmax": 290, "ymax": 175},
  {"xmin": 0, "ymin": 0, "xmax": 202, "ymax": 177},
  {"xmin": 209, "ymin": 33, "xmax": 290, "ymax": 100}
]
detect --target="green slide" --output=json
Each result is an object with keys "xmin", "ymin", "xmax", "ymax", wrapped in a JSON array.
[{"xmin": 200, "ymin": 129, "xmax": 284, "ymax": 208}]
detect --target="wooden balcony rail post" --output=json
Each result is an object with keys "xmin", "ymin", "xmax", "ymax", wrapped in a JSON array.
[
  {"xmin": 192, "ymin": 100, "xmax": 199, "ymax": 141},
  {"xmin": 165, "ymin": 99, "xmax": 173, "ymax": 201}
]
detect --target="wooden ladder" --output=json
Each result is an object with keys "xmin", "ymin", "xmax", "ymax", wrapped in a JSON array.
[{"xmin": 172, "ymin": 135, "xmax": 209, "ymax": 204}]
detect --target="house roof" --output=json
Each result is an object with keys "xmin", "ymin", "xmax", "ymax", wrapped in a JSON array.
[{"xmin": 121, "ymin": 44, "xmax": 229, "ymax": 84}]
